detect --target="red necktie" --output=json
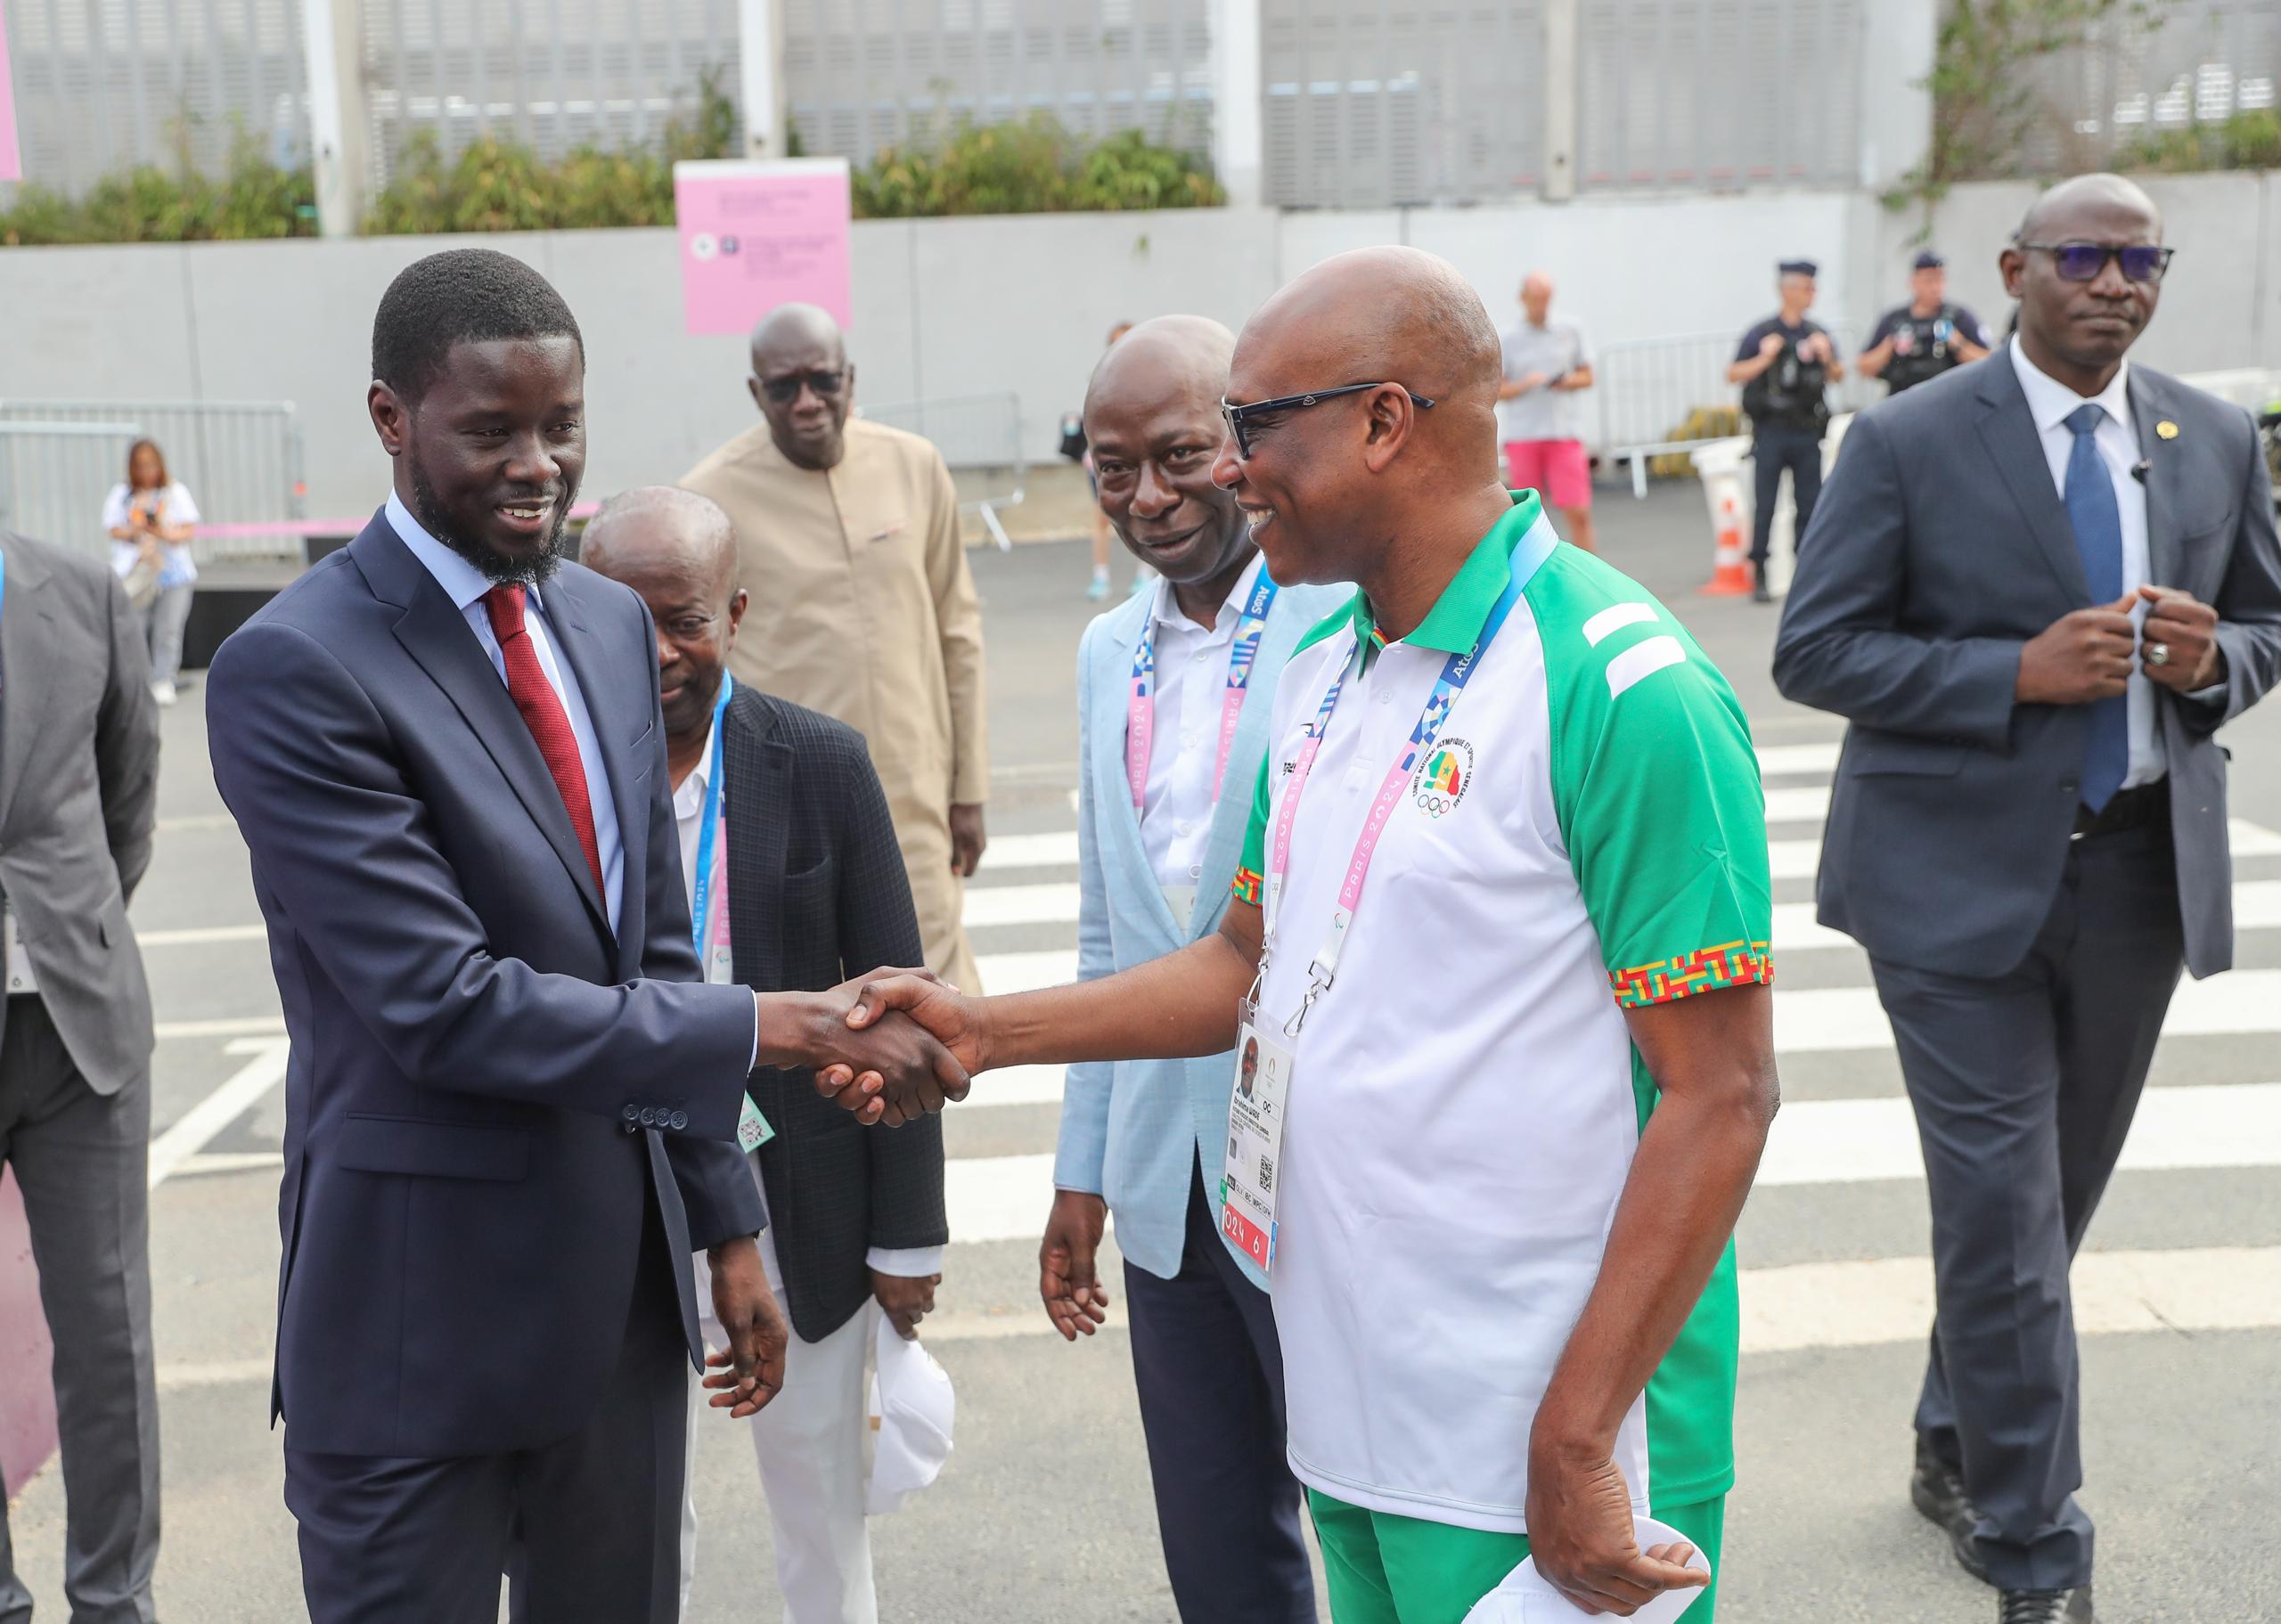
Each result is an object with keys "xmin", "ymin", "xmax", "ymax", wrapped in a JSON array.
[{"xmin": 483, "ymin": 585, "xmax": 607, "ymax": 900}]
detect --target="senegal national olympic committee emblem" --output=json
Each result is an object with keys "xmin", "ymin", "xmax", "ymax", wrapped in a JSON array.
[{"xmin": 1413, "ymin": 738, "xmax": 1474, "ymax": 819}]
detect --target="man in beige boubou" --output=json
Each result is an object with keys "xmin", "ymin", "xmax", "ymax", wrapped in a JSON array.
[{"xmin": 683, "ymin": 304, "xmax": 988, "ymax": 992}]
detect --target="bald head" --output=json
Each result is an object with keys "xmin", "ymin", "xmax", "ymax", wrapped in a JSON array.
[
  {"xmin": 1215, "ymin": 248, "xmax": 1511, "ymax": 596},
  {"xmin": 582, "ymin": 486, "xmax": 738, "ymax": 592},
  {"xmin": 748, "ymin": 303, "xmax": 854, "ymax": 469},
  {"xmin": 749, "ymin": 303, "xmax": 845, "ymax": 371},
  {"xmin": 1085, "ymin": 314, "xmax": 1235, "ymax": 421},
  {"xmin": 1520, "ymin": 272, "xmax": 1554, "ymax": 326},
  {"xmin": 582, "ymin": 487, "xmax": 748, "ymax": 746},
  {"xmin": 1239, "ymin": 247, "xmax": 1502, "ymax": 416},
  {"xmin": 2016, "ymin": 172, "xmax": 2160, "ymax": 244}
]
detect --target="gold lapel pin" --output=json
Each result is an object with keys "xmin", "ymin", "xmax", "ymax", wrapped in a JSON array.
[{"xmin": 2155, "ymin": 420, "xmax": 2180, "ymax": 440}]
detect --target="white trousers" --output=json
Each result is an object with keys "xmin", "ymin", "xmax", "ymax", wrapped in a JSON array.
[{"xmin": 683, "ymin": 1240, "xmax": 879, "ymax": 1624}]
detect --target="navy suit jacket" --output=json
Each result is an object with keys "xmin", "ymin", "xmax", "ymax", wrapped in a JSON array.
[
  {"xmin": 207, "ymin": 512, "xmax": 768, "ymax": 1458},
  {"xmin": 1775, "ymin": 355, "xmax": 2281, "ymax": 980}
]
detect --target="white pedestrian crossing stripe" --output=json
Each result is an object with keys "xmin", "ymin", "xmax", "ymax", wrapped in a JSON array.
[{"xmin": 944, "ymin": 1081, "xmax": 2281, "ymax": 1244}]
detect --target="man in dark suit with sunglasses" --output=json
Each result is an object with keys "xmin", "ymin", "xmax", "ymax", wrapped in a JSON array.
[{"xmin": 1776, "ymin": 173, "xmax": 2281, "ymax": 1624}]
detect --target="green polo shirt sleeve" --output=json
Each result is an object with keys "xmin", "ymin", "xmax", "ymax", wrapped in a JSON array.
[
  {"xmin": 1528, "ymin": 551, "xmax": 1773, "ymax": 1006},
  {"xmin": 1232, "ymin": 751, "xmax": 1274, "ymax": 907}
]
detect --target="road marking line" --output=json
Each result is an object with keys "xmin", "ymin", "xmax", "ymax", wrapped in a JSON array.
[
  {"xmin": 1762, "ymin": 785, "xmax": 1830, "ymax": 823},
  {"xmin": 1738, "ymin": 1247, "xmax": 2281, "ymax": 1354},
  {"xmin": 154, "ymin": 1358, "xmax": 273, "ymax": 1392},
  {"xmin": 978, "ymin": 830, "xmax": 1081, "ymax": 872},
  {"xmin": 146, "ymin": 1245, "xmax": 2280, "ymax": 1367},
  {"xmin": 136, "ymin": 924, "xmax": 267, "ymax": 947},
  {"xmin": 146, "ymin": 1040, "xmax": 290, "ymax": 1189},
  {"xmin": 155, "ymin": 1016, "xmax": 287, "ymax": 1041},
  {"xmin": 154, "ymin": 813, "xmax": 241, "ymax": 833},
  {"xmin": 1777, "ymin": 971, "xmax": 2281, "ymax": 1053},
  {"xmin": 1755, "ymin": 742, "xmax": 1842, "ymax": 776},
  {"xmin": 172, "ymin": 1151, "xmax": 286, "ymax": 1178},
  {"xmin": 962, "ymin": 882, "xmax": 1084, "ymax": 930},
  {"xmin": 973, "ymin": 950, "xmax": 1080, "ymax": 996},
  {"xmin": 944, "ymin": 1081, "xmax": 2281, "ymax": 1228},
  {"xmin": 1756, "ymin": 1083, "xmax": 2281, "ymax": 1186}
]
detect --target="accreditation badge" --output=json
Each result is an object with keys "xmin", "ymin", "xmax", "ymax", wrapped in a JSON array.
[
  {"xmin": 1220, "ymin": 999, "xmax": 1294, "ymax": 1272},
  {"xmin": 737, "ymin": 1092, "xmax": 776, "ymax": 1155}
]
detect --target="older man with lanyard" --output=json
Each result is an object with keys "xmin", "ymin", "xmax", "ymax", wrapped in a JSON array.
[
  {"xmin": 1045, "ymin": 314, "xmax": 1349, "ymax": 1622},
  {"xmin": 823, "ymin": 247, "xmax": 1780, "ymax": 1623}
]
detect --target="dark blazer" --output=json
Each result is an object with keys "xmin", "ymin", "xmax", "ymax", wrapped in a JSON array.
[
  {"xmin": 724, "ymin": 685, "xmax": 948, "ymax": 1342},
  {"xmin": 1774, "ymin": 353, "xmax": 2281, "ymax": 980},
  {"xmin": 0, "ymin": 532, "xmax": 159, "ymax": 1091},
  {"xmin": 206, "ymin": 512, "xmax": 767, "ymax": 1459}
]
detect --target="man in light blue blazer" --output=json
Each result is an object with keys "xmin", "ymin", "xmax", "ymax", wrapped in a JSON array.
[{"xmin": 1041, "ymin": 316, "xmax": 1345, "ymax": 1622}]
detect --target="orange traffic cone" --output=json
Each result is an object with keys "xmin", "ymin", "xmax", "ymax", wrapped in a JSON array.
[{"xmin": 1700, "ymin": 511, "xmax": 1752, "ymax": 596}]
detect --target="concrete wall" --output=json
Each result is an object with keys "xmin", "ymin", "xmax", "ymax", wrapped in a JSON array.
[{"xmin": 2, "ymin": 171, "xmax": 2272, "ymax": 520}]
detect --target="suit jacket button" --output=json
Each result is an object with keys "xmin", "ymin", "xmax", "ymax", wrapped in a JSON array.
[
  {"xmin": 639, "ymin": 1108, "xmax": 657, "ymax": 1126},
  {"xmin": 669, "ymin": 1111, "xmax": 689, "ymax": 1131},
  {"xmin": 622, "ymin": 1103, "xmax": 641, "ymax": 1122}
]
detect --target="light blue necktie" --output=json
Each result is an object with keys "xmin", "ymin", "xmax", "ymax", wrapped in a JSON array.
[{"xmin": 2063, "ymin": 404, "xmax": 2129, "ymax": 813}]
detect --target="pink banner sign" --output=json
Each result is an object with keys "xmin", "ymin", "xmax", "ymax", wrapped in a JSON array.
[
  {"xmin": 0, "ymin": 0, "xmax": 22, "ymax": 183},
  {"xmin": 0, "ymin": 1168, "xmax": 58, "ymax": 1499},
  {"xmin": 674, "ymin": 158, "xmax": 853, "ymax": 338}
]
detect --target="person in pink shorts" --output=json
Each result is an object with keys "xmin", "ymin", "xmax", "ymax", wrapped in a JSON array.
[{"xmin": 1497, "ymin": 273, "xmax": 1597, "ymax": 552}]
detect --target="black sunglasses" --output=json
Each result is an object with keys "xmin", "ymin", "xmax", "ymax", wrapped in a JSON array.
[
  {"xmin": 1219, "ymin": 383, "xmax": 1437, "ymax": 460},
  {"xmin": 2017, "ymin": 242, "xmax": 2175, "ymax": 285},
  {"xmin": 759, "ymin": 368, "xmax": 847, "ymax": 404}
]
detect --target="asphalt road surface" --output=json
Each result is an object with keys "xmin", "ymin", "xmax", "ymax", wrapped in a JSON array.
[{"xmin": 10, "ymin": 483, "xmax": 2280, "ymax": 1622}]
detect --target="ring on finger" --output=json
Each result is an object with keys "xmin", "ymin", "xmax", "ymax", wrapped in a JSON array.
[{"xmin": 2147, "ymin": 641, "xmax": 2171, "ymax": 666}]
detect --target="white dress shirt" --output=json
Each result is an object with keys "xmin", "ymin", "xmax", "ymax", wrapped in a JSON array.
[
  {"xmin": 2007, "ymin": 338, "xmax": 2166, "ymax": 787},
  {"xmin": 670, "ymin": 708, "xmax": 941, "ymax": 1283},
  {"xmin": 1136, "ymin": 553, "xmax": 1269, "ymax": 907},
  {"xmin": 388, "ymin": 491, "xmax": 629, "ymax": 925}
]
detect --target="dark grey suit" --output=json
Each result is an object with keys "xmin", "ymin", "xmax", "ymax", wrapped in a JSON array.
[
  {"xmin": 0, "ymin": 532, "xmax": 162, "ymax": 1624},
  {"xmin": 1775, "ymin": 354, "xmax": 2281, "ymax": 1592},
  {"xmin": 721, "ymin": 685, "xmax": 948, "ymax": 1343}
]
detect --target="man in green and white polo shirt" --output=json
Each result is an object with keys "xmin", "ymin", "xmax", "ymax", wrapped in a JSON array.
[{"xmin": 823, "ymin": 247, "xmax": 1779, "ymax": 1622}]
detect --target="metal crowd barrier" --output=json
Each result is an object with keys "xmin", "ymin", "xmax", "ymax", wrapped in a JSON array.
[
  {"xmin": 0, "ymin": 398, "xmax": 307, "ymax": 563},
  {"xmin": 857, "ymin": 391, "xmax": 1026, "ymax": 551},
  {"xmin": 1593, "ymin": 326, "xmax": 1870, "ymax": 497}
]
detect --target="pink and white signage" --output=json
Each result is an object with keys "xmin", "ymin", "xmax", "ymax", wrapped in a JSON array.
[
  {"xmin": 0, "ymin": 0, "xmax": 22, "ymax": 184},
  {"xmin": 674, "ymin": 158, "xmax": 853, "ymax": 337}
]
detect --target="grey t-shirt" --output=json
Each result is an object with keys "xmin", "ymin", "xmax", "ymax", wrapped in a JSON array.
[{"xmin": 1497, "ymin": 319, "xmax": 1590, "ymax": 443}]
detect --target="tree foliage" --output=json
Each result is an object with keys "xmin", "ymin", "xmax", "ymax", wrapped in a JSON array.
[{"xmin": 1884, "ymin": 0, "xmax": 2171, "ymax": 213}]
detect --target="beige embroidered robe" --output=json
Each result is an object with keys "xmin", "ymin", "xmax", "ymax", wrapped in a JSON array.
[{"xmin": 682, "ymin": 418, "xmax": 987, "ymax": 991}]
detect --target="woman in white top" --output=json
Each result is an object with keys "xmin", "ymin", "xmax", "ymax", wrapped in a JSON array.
[{"xmin": 104, "ymin": 438, "xmax": 201, "ymax": 705}]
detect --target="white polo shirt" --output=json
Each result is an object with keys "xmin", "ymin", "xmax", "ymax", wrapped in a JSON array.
[{"xmin": 1230, "ymin": 493, "xmax": 1770, "ymax": 1532}]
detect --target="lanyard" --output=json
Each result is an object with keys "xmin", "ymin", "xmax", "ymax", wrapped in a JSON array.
[
  {"xmin": 1127, "ymin": 570, "xmax": 1279, "ymax": 816},
  {"xmin": 1261, "ymin": 567, "xmax": 1525, "ymax": 1035},
  {"xmin": 688, "ymin": 673, "xmax": 735, "ymax": 958}
]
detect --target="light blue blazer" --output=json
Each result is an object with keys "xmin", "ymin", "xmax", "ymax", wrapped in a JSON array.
[{"xmin": 1051, "ymin": 572, "xmax": 1352, "ymax": 1285}]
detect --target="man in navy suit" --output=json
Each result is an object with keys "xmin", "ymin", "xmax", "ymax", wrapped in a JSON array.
[
  {"xmin": 1777, "ymin": 175, "xmax": 2281, "ymax": 1623},
  {"xmin": 207, "ymin": 249, "xmax": 966, "ymax": 1623}
]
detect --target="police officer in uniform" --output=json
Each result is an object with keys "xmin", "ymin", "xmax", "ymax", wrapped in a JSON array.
[
  {"xmin": 1728, "ymin": 259, "xmax": 1844, "ymax": 602},
  {"xmin": 1859, "ymin": 250, "xmax": 1993, "ymax": 397}
]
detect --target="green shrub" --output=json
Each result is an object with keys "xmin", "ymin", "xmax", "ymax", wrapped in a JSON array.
[
  {"xmin": 0, "ymin": 133, "xmax": 315, "ymax": 245},
  {"xmin": 4, "ymin": 80, "xmax": 1218, "ymax": 245},
  {"xmin": 2119, "ymin": 108, "xmax": 2281, "ymax": 173},
  {"xmin": 850, "ymin": 113, "xmax": 1222, "ymax": 217}
]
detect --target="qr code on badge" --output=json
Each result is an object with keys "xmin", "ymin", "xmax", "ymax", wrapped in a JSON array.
[{"xmin": 1257, "ymin": 1155, "xmax": 1275, "ymax": 1193}]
